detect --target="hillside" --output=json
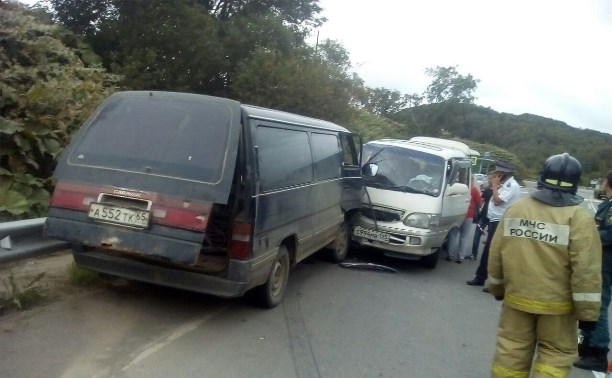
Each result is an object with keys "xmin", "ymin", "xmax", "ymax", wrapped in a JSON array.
[{"xmin": 390, "ymin": 102, "xmax": 612, "ymax": 181}]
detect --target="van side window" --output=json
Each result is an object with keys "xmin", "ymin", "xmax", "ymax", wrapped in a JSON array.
[
  {"xmin": 257, "ymin": 126, "xmax": 313, "ymax": 191},
  {"xmin": 450, "ymin": 164, "xmax": 470, "ymax": 185},
  {"xmin": 311, "ymin": 133, "xmax": 342, "ymax": 180},
  {"xmin": 340, "ymin": 133, "xmax": 358, "ymax": 166}
]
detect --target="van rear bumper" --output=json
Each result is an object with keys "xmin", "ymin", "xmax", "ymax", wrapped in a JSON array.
[
  {"xmin": 73, "ymin": 250, "xmax": 249, "ymax": 298},
  {"xmin": 45, "ymin": 214, "xmax": 202, "ymax": 265}
]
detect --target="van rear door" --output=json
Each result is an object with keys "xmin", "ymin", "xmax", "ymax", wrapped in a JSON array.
[
  {"xmin": 46, "ymin": 91, "xmax": 242, "ymax": 264},
  {"xmin": 55, "ymin": 91, "xmax": 242, "ymax": 204}
]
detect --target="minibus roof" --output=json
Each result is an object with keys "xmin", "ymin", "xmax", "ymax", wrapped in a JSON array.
[{"xmin": 368, "ymin": 138, "xmax": 470, "ymax": 160}]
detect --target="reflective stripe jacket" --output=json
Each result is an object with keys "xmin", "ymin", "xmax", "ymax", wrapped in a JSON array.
[{"xmin": 488, "ymin": 196, "xmax": 602, "ymax": 319}]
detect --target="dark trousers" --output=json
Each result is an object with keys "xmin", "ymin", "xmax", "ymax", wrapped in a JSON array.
[
  {"xmin": 471, "ymin": 224, "xmax": 484, "ymax": 257},
  {"xmin": 580, "ymin": 270, "xmax": 612, "ymax": 349},
  {"xmin": 475, "ymin": 221, "xmax": 499, "ymax": 283}
]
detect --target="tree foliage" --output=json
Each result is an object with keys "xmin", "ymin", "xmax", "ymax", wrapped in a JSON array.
[
  {"xmin": 231, "ymin": 47, "xmax": 360, "ymax": 123},
  {"xmin": 424, "ymin": 65, "xmax": 479, "ymax": 104},
  {"xmin": 361, "ymin": 87, "xmax": 408, "ymax": 117},
  {"xmin": 0, "ymin": 2, "xmax": 119, "ymax": 220}
]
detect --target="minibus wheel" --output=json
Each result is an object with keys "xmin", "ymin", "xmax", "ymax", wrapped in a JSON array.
[
  {"xmin": 254, "ymin": 245, "xmax": 290, "ymax": 308},
  {"xmin": 325, "ymin": 221, "xmax": 349, "ymax": 263},
  {"xmin": 420, "ymin": 249, "xmax": 440, "ymax": 269}
]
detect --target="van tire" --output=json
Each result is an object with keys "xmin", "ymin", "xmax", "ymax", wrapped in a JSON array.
[
  {"xmin": 254, "ymin": 245, "xmax": 290, "ymax": 308},
  {"xmin": 325, "ymin": 221, "xmax": 350, "ymax": 263},
  {"xmin": 420, "ymin": 250, "xmax": 440, "ymax": 269}
]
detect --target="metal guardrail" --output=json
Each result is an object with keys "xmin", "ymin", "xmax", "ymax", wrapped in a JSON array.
[{"xmin": 0, "ymin": 218, "xmax": 69, "ymax": 264}]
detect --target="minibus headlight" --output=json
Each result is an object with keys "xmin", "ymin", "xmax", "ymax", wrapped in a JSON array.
[{"xmin": 403, "ymin": 213, "xmax": 440, "ymax": 229}]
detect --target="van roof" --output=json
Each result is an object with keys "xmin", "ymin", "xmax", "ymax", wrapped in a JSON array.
[
  {"xmin": 367, "ymin": 138, "xmax": 471, "ymax": 160},
  {"xmin": 408, "ymin": 137, "xmax": 479, "ymax": 156},
  {"xmin": 111, "ymin": 91, "xmax": 350, "ymax": 133},
  {"xmin": 242, "ymin": 104, "xmax": 350, "ymax": 133}
]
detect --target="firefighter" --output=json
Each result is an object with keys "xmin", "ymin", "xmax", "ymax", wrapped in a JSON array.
[
  {"xmin": 487, "ymin": 153, "xmax": 602, "ymax": 378},
  {"xmin": 574, "ymin": 169, "xmax": 612, "ymax": 372}
]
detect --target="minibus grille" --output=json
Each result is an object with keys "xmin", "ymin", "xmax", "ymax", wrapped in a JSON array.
[{"xmin": 360, "ymin": 207, "xmax": 403, "ymax": 222}]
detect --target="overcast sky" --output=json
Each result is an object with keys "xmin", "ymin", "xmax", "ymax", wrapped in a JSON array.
[{"xmin": 312, "ymin": 0, "xmax": 612, "ymax": 135}]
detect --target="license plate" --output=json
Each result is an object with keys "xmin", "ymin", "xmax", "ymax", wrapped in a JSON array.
[
  {"xmin": 353, "ymin": 226, "xmax": 390, "ymax": 243},
  {"xmin": 88, "ymin": 203, "xmax": 150, "ymax": 228}
]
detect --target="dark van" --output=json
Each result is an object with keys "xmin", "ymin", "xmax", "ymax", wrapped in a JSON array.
[{"xmin": 45, "ymin": 91, "xmax": 362, "ymax": 307}]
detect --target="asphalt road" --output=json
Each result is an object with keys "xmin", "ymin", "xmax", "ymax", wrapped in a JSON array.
[{"xmin": 0, "ymin": 183, "xmax": 607, "ymax": 378}]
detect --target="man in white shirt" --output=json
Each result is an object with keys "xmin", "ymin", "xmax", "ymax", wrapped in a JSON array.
[{"xmin": 466, "ymin": 160, "xmax": 522, "ymax": 287}]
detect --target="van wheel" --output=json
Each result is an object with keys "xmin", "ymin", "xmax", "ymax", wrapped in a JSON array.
[
  {"xmin": 420, "ymin": 249, "xmax": 440, "ymax": 269},
  {"xmin": 325, "ymin": 221, "xmax": 349, "ymax": 263},
  {"xmin": 254, "ymin": 245, "xmax": 290, "ymax": 308}
]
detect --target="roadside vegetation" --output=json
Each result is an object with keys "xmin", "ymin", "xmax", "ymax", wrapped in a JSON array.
[
  {"xmin": 1, "ymin": 271, "xmax": 46, "ymax": 310},
  {"xmin": 1, "ymin": 0, "xmax": 611, "ymax": 222},
  {"xmin": 66, "ymin": 262, "xmax": 101, "ymax": 287}
]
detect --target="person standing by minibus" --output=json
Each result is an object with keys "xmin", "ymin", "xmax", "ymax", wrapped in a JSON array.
[
  {"xmin": 448, "ymin": 175, "xmax": 482, "ymax": 263},
  {"xmin": 466, "ymin": 161, "xmax": 521, "ymax": 287},
  {"xmin": 574, "ymin": 169, "xmax": 612, "ymax": 372},
  {"xmin": 467, "ymin": 173, "xmax": 493, "ymax": 260}
]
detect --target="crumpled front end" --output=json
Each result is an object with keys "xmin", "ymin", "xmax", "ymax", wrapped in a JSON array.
[{"xmin": 352, "ymin": 206, "xmax": 446, "ymax": 258}]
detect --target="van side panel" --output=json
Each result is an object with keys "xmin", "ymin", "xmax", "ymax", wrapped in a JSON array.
[{"xmin": 250, "ymin": 122, "xmax": 344, "ymax": 264}]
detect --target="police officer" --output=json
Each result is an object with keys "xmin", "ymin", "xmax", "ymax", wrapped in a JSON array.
[
  {"xmin": 574, "ymin": 169, "xmax": 612, "ymax": 372},
  {"xmin": 487, "ymin": 153, "xmax": 602, "ymax": 377},
  {"xmin": 466, "ymin": 161, "xmax": 521, "ymax": 287}
]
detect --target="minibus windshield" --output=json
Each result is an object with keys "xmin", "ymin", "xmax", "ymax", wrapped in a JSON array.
[{"xmin": 362, "ymin": 144, "xmax": 445, "ymax": 197}]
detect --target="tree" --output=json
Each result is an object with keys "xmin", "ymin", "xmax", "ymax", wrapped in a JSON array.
[
  {"xmin": 198, "ymin": 0, "xmax": 325, "ymax": 37},
  {"xmin": 231, "ymin": 46, "xmax": 359, "ymax": 123},
  {"xmin": 47, "ymin": 0, "xmax": 114, "ymax": 37},
  {"xmin": 424, "ymin": 65, "xmax": 479, "ymax": 104},
  {"xmin": 362, "ymin": 87, "xmax": 409, "ymax": 117},
  {"xmin": 108, "ymin": 0, "xmax": 226, "ymax": 94},
  {"xmin": 48, "ymin": 0, "xmax": 328, "ymax": 97},
  {"xmin": 0, "ymin": 2, "xmax": 119, "ymax": 220}
]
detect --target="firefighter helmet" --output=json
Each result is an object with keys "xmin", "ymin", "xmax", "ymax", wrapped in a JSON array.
[{"xmin": 538, "ymin": 153, "xmax": 581, "ymax": 195}]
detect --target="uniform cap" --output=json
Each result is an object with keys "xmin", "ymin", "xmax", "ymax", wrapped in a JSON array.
[{"xmin": 493, "ymin": 161, "xmax": 515, "ymax": 173}]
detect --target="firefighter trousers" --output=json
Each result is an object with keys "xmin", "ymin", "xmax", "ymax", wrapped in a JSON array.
[{"xmin": 492, "ymin": 305, "xmax": 577, "ymax": 378}]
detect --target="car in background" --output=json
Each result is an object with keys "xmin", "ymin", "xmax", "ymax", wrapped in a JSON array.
[
  {"xmin": 594, "ymin": 178, "xmax": 606, "ymax": 199},
  {"xmin": 474, "ymin": 173, "xmax": 488, "ymax": 189}
]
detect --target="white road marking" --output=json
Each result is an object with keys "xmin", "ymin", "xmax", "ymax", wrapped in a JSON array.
[
  {"xmin": 119, "ymin": 306, "xmax": 227, "ymax": 373},
  {"xmin": 586, "ymin": 198, "xmax": 601, "ymax": 213}
]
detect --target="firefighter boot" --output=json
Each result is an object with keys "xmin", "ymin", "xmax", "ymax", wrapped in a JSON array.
[{"xmin": 573, "ymin": 347, "xmax": 608, "ymax": 373}]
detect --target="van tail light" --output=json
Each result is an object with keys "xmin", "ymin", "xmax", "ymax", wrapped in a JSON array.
[
  {"xmin": 229, "ymin": 222, "xmax": 252, "ymax": 260},
  {"xmin": 152, "ymin": 207, "xmax": 209, "ymax": 231},
  {"xmin": 51, "ymin": 181, "xmax": 211, "ymax": 232},
  {"xmin": 50, "ymin": 182, "xmax": 98, "ymax": 212}
]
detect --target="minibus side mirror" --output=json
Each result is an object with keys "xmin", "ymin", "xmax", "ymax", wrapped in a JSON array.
[{"xmin": 362, "ymin": 163, "xmax": 379, "ymax": 177}]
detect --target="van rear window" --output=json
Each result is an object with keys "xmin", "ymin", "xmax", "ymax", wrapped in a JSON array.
[{"xmin": 68, "ymin": 96, "xmax": 233, "ymax": 183}]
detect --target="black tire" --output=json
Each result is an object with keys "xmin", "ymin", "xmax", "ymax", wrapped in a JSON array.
[
  {"xmin": 325, "ymin": 221, "xmax": 350, "ymax": 263},
  {"xmin": 420, "ymin": 249, "xmax": 440, "ymax": 269},
  {"xmin": 253, "ymin": 245, "xmax": 290, "ymax": 308}
]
